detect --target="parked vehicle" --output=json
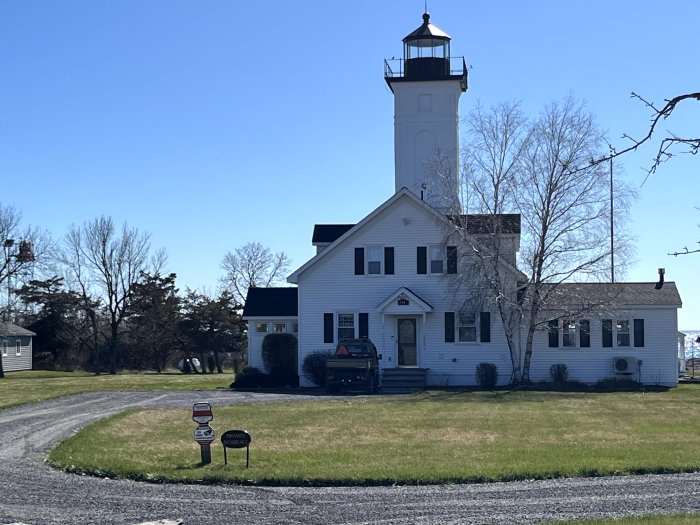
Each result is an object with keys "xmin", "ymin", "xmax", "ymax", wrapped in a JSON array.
[{"xmin": 326, "ymin": 338, "xmax": 381, "ymax": 394}]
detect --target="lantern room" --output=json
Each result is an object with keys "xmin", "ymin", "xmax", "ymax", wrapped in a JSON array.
[{"xmin": 403, "ymin": 12, "xmax": 451, "ymax": 79}]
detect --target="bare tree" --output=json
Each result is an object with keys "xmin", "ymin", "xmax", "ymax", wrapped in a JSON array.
[
  {"xmin": 61, "ymin": 217, "xmax": 151, "ymax": 374},
  {"xmin": 604, "ymin": 91, "xmax": 700, "ymax": 256},
  {"xmin": 220, "ymin": 242, "xmax": 291, "ymax": 305},
  {"xmin": 450, "ymin": 101, "xmax": 531, "ymax": 382},
  {"xmin": 605, "ymin": 92, "xmax": 700, "ymax": 176},
  {"xmin": 452, "ymin": 96, "xmax": 632, "ymax": 384},
  {"xmin": 0, "ymin": 204, "xmax": 48, "ymax": 378}
]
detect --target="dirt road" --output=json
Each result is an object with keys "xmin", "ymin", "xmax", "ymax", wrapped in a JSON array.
[{"xmin": 1, "ymin": 391, "xmax": 699, "ymax": 524}]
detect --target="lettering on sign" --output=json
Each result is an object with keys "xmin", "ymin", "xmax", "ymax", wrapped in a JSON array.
[
  {"xmin": 397, "ymin": 298, "xmax": 409, "ymax": 305},
  {"xmin": 221, "ymin": 430, "xmax": 252, "ymax": 449},
  {"xmin": 194, "ymin": 424, "xmax": 215, "ymax": 445}
]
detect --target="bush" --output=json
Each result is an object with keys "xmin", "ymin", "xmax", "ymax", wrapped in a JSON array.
[
  {"xmin": 549, "ymin": 363, "xmax": 569, "ymax": 383},
  {"xmin": 230, "ymin": 367, "xmax": 268, "ymax": 389},
  {"xmin": 476, "ymin": 362, "xmax": 498, "ymax": 388},
  {"xmin": 302, "ymin": 350, "xmax": 335, "ymax": 387},
  {"xmin": 262, "ymin": 333, "xmax": 298, "ymax": 374},
  {"xmin": 267, "ymin": 366, "xmax": 299, "ymax": 388},
  {"xmin": 33, "ymin": 351, "xmax": 55, "ymax": 370},
  {"xmin": 594, "ymin": 376, "xmax": 643, "ymax": 392}
]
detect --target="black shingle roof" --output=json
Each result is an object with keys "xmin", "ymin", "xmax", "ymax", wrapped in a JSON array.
[
  {"xmin": 448, "ymin": 214, "xmax": 521, "ymax": 234},
  {"xmin": 542, "ymin": 281, "xmax": 682, "ymax": 308},
  {"xmin": 312, "ymin": 224, "xmax": 355, "ymax": 244},
  {"xmin": 242, "ymin": 287, "xmax": 298, "ymax": 317}
]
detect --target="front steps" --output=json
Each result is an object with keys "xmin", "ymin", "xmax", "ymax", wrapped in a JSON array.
[{"xmin": 381, "ymin": 368, "xmax": 428, "ymax": 394}]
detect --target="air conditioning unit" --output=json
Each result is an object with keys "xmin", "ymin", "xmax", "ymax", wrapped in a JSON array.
[{"xmin": 613, "ymin": 356, "xmax": 638, "ymax": 374}]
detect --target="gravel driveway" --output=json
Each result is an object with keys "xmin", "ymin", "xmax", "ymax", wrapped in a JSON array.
[{"xmin": 1, "ymin": 391, "xmax": 699, "ymax": 525}]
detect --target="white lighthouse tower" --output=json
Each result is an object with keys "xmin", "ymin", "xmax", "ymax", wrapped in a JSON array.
[{"xmin": 385, "ymin": 12, "xmax": 468, "ymax": 213}]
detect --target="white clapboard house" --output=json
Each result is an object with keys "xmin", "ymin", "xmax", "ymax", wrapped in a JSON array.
[{"xmin": 243, "ymin": 12, "xmax": 682, "ymax": 388}]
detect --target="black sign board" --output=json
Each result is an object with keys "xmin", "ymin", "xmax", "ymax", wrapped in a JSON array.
[
  {"xmin": 221, "ymin": 430, "xmax": 252, "ymax": 467},
  {"xmin": 397, "ymin": 298, "xmax": 409, "ymax": 305}
]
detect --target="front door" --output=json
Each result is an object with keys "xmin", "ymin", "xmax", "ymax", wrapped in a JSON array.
[{"xmin": 397, "ymin": 318, "xmax": 417, "ymax": 366}]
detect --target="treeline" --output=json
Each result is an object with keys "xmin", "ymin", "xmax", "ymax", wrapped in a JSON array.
[
  {"xmin": 1, "ymin": 209, "xmax": 250, "ymax": 376},
  {"xmin": 17, "ymin": 273, "xmax": 245, "ymax": 374}
]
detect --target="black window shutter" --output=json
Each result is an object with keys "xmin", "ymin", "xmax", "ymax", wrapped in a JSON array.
[
  {"xmin": 444, "ymin": 312, "xmax": 455, "ymax": 342},
  {"xmin": 354, "ymin": 248, "xmax": 364, "ymax": 275},
  {"xmin": 580, "ymin": 319, "xmax": 591, "ymax": 348},
  {"xmin": 634, "ymin": 319, "xmax": 645, "ymax": 347},
  {"xmin": 480, "ymin": 312, "xmax": 491, "ymax": 342},
  {"xmin": 602, "ymin": 319, "xmax": 613, "ymax": 347},
  {"xmin": 359, "ymin": 313, "xmax": 369, "ymax": 338},
  {"xmin": 447, "ymin": 246, "xmax": 458, "ymax": 274},
  {"xmin": 417, "ymin": 247, "xmax": 427, "ymax": 274},
  {"xmin": 547, "ymin": 319, "xmax": 559, "ymax": 348},
  {"xmin": 384, "ymin": 247, "xmax": 394, "ymax": 275},
  {"xmin": 323, "ymin": 313, "xmax": 334, "ymax": 344}
]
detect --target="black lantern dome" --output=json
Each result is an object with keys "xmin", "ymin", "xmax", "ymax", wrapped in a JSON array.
[
  {"xmin": 403, "ymin": 12, "xmax": 451, "ymax": 78},
  {"xmin": 384, "ymin": 12, "xmax": 467, "ymax": 91}
]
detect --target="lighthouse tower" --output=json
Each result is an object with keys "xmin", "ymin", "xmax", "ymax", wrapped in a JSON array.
[{"xmin": 384, "ymin": 12, "xmax": 468, "ymax": 213}]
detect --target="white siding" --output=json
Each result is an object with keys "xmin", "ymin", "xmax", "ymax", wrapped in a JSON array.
[
  {"xmin": 244, "ymin": 318, "xmax": 298, "ymax": 372},
  {"xmin": 2, "ymin": 338, "xmax": 32, "ymax": 372},
  {"xmin": 529, "ymin": 309, "xmax": 679, "ymax": 387},
  {"xmin": 296, "ymin": 196, "xmax": 515, "ymax": 386}
]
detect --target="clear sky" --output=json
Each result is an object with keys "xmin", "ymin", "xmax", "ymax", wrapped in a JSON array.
[{"xmin": 1, "ymin": 1, "xmax": 698, "ymax": 329}]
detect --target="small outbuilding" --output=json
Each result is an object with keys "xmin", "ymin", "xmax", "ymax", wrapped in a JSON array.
[{"xmin": 1, "ymin": 322, "xmax": 36, "ymax": 372}]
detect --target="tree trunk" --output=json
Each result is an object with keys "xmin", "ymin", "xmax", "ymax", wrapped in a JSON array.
[{"xmin": 0, "ymin": 352, "xmax": 5, "ymax": 378}]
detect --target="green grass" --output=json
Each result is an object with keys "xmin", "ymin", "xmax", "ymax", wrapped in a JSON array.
[
  {"xmin": 48, "ymin": 385, "xmax": 700, "ymax": 485},
  {"xmin": 0, "ymin": 370, "xmax": 231, "ymax": 409},
  {"xmin": 551, "ymin": 514, "xmax": 700, "ymax": 524}
]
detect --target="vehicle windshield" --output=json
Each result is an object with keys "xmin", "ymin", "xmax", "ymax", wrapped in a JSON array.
[{"xmin": 338, "ymin": 343, "xmax": 372, "ymax": 356}]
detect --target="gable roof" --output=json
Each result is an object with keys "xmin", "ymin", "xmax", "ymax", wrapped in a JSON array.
[
  {"xmin": 288, "ymin": 188, "xmax": 525, "ymax": 284},
  {"xmin": 288, "ymin": 188, "xmax": 447, "ymax": 283},
  {"xmin": 0, "ymin": 323, "xmax": 36, "ymax": 337},
  {"xmin": 242, "ymin": 287, "xmax": 298, "ymax": 318},
  {"xmin": 542, "ymin": 281, "xmax": 682, "ymax": 309}
]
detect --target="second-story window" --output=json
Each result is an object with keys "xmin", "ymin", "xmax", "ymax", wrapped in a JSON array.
[
  {"xmin": 367, "ymin": 246, "xmax": 382, "ymax": 275},
  {"xmin": 430, "ymin": 245, "xmax": 445, "ymax": 274}
]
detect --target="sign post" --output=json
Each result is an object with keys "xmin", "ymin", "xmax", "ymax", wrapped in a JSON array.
[
  {"xmin": 221, "ymin": 430, "xmax": 252, "ymax": 467},
  {"xmin": 192, "ymin": 402, "xmax": 214, "ymax": 465}
]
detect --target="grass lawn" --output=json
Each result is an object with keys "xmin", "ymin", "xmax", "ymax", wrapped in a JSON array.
[
  {"xmin": 48, "ymin": 384, "xmax": 700, "ymax": 485},
  {"xmin": 553, "ymin": 514, "xmax": 700, "ymax": 524},
  {"xmin": 0, "ymin": 370, "xmax": 232, "ymax": 410}
]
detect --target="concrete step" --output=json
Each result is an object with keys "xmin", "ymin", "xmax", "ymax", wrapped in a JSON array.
[{"xmin": 381, "ymin": 368, "xmax": 428, "ymax": 393}]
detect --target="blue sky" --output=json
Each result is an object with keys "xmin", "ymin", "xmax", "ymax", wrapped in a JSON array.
[{"xmin": 1, "ymin": 1, "xmax": 698, "ymax": 329}]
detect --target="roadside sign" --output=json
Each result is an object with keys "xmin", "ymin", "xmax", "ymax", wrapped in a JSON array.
[
  {"xmin": 192, "ymin": 402, "xmax": 213, "ymax": 424},
  {"xmin": 221, "ymin": 430, "xmax": 252, "ymax": 467},
  {"xmin": 194, "ymin": 424, "xmax": 215, "ymax": 445}
]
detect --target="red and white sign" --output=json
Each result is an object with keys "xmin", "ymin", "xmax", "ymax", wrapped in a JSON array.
[
  {"xmin": 194, "ymin": 424, "xmax": 215, "ymax": 445},
  {"xmin": 192, "ymin": 402, "xmax": 213, "ymax": 424}
]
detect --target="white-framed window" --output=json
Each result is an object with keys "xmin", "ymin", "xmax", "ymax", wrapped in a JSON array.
[
  {"xmin": 15, "ymin": 339, "xmax": 21, "ymax": 356},
  {"xmin": 562, "ymin": 319, "xmax": 577, "ymax": 347},
  {"xmin": 273, "ymin": 323, "xmax": 286, "ymax": 333},
  {"xmin": 458, "ymin": 312, "xmax": 476, "ymax": 342},
  {"xmin": 616, "ymin": 320, "xmax": 630, "ymax": 347},
  {"xmin": 1, "ymin": 341, "xmax": 7, "ymax": 357},
  {"xmin": 429, "ymin": 245, "xmax": 445, "ymax": 274},
  {"xmin": 255, "ymin": 322, "xmax": 268, "ymax": 333},
  {"xmin": 337, "ymin": 313, "xmax": 355, "ymax": 341},
  {"xmin": 366, "ymin": 246, "xmax": 382, "ymax": 275},
  {"xmin": 292, "ymin": 322, "xmax": 299, "ymax": 333}
]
